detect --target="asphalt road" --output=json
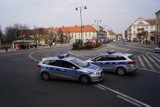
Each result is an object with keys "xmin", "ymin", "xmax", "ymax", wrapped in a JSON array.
[{"xmin": 0, "ymin": 43, "xmax": 160, "ymax": 107}]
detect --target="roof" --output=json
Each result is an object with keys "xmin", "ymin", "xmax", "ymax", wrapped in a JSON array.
[
  {"xmin": 107, "ymin": 30, "xmax": 115, "ymax": 35},
  {"xmin": 155, "ymin": 10, "xmax": 160, "ymax": 14},
  {"xmin": 145, "ymin": 19, "xmax": 156, "ymax": 26},
  {"xmin": 47, "ymin": 25, "xmax": 97, "ymax": 33}
]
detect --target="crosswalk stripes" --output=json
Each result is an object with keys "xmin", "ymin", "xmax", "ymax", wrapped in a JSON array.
[
  {"xmin": 136, "ymin": 54, "xmax": 160, "ymax": 72},
  {"xmin": 146, "ymin": 54, "xmax": 160, "ymax": 68},
  {"xmin": 137, "ymin": 56, "xmax": 145, "ymax": 67}
]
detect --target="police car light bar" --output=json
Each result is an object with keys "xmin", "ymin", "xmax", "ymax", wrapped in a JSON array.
[
  {"xmin": 107, "ymin": 50, "xmax": 116, "ymax": 54},
  {"xmin": 57, "ymin": 53, "xmax": 70, "ymax": 59}
]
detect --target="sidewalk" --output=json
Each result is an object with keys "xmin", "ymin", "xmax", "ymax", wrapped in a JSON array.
[
  {"xmin": 0, "ymin": 44, "xmax": 69, "ymax": 54},
  {"xmin": 128, "ymin": 42, "xmax": 158, "ymax": 48}
]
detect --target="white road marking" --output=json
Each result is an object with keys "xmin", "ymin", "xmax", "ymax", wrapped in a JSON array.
[
  {"xmin": 146, "ymin": 54, "xmax": 160, "ymax": 68},
  {"xmin": 28, "ymin": 51, "xmax": 40, "ymax": 62},
  {"xmin": 137, "ymin": 56, "xmax": 145, "ymax": 67},
  {"xmin": 139, "ymin": 68, "xmax": 160, "ymax": 74},
  {"xmin": 117, "ymin": 95, "xmax": 142, "ymax": 107},
  {"xmin": 93, "ymin": 84, "xmax": 106, "ymax": 91},
  {"xmin": 152, "ymin": 54, "xmax": 160, "ymax": 63},
  {"xmin": 94, "ymin": 84, "xmax": 151, "ymax": 107},
  {"xmin": 142, "ymin": 55, "xmax": 155, "ymax": 70}
]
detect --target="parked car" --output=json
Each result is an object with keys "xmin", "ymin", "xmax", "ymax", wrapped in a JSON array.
[
  {"xmin": 86, "ymin": 51, "xmax": 138, "ymax": 75},
  {"xmin": 37, "ymin": 54, "xmax": 103, "ymax": 84},
  {"xmin": 153, "ymin": 46, "xmax": 160, "ymax": 53}
]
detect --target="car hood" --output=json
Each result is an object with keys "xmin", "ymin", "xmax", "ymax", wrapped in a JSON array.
[{"xmin": 82, "ymin": 64, "xmax": 102, "ymax": 73}]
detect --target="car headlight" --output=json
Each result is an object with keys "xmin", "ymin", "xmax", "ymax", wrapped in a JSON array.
[{"xmin": 92, "ymin": 72, "xmax": 99, "ymax": 75}]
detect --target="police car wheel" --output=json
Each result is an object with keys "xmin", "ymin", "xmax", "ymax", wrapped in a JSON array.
[
  {"xmin": 41, "ymin": 72, "xmax": 50, "ymax": 81},
  {"xmin": 80, "ymin": 75, "xmax": 90, "ymax": 84},
  {"xmin": 116, "ymin": 67, "xmax": 126, "ymax": 76}
]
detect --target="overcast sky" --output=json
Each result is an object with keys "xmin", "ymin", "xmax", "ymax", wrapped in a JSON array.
[{"xmin": 0, "ymin": 0, "xmax": 160, "ymax": 33}]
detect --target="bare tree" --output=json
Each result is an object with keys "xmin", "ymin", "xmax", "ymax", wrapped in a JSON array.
[
  {"xmin": 0, "ymin": 26, "xmax": 3, "ymax": 48},
  {"xmin": 57, "ymin": 28, "xmax": 64, "ymax": 44},
  {"xmin": 5, "ymin": 24, "xmax": 30, "ymax": 43}
]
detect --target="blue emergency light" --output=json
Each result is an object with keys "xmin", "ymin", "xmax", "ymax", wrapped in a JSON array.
[{"xmin": 57, "ymin": 53, "xmax": 70, "ymax": 59}]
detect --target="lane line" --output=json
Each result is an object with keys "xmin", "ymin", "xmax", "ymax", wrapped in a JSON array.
[
  {"xmin": 28, "ymin": 51, "xmax": 40, "ymax": 62},
  {"xmin": 93, "ymin": 85, "xmax": 106, "ymax": 91},
  {"xmin": 117, "ymin": 95, "xmax": 142, "ymax": 107},
  {"xmin": 96, "ymin": 84, "xmax": 151, "ymax": 107}
]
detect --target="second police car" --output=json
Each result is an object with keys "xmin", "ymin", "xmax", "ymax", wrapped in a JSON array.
[
  {"xmin": 86, "ymin": 50, "xmax": 138, "ymax": 76},
  {"xmin": 37, "ymin": 54, "xmax": 103, "ymax": 84}
]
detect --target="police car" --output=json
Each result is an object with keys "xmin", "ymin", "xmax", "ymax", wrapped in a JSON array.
[
  {"xmin": 37, "ymin": 54, "xmax": 103, "ymax": 84},
  {"xmin": 86, "ymin": 51, "xmax": 138, "ymax": 76}
]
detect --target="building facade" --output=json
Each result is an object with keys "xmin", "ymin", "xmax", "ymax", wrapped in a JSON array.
[
  {"xmin": 155, "ymin": 10, "xmax": 160, "ymax": 44},
  {"xmin": 126, "ymin": 17, "xmax": 156, "ymax": 43},
  {"xmin": 107, "ymin": 30, "xmax": 116, "ymax": 40},
  {"xmin": 47, "ymin": 25, "xmax": 98, "ymax": 43}
]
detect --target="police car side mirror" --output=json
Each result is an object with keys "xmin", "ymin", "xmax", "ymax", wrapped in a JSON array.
[{"xmin": 71, "ymin": 67, "xmax": 76, "ymax": 70}]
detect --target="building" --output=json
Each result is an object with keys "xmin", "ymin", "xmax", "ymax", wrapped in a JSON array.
[
  {"xmin": 47, "ymin": 25, "xmax": 101, "ymax": 43},
  {"xmin": 126, "ymin": 17, "xmax": 156, "ymax": 43},
  {"xmin": 107, "ymin": 30, "xmax": 116, "ymax": 40},
  {"xmin": 155, "ymin": 10, "xmax": 160, "ymax": 44}
]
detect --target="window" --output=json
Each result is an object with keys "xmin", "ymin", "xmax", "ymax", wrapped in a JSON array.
[
  {"xmin": 61, "ymin": 61, "xmax": 78, "ymax": 69},
  {"xmin": 93, "ymin": 55, "xmax": 107, "ymax": 61},
  {"xmin": 106, "ymin": 55, "xmax": 118, "ymax": 61},
  {"xmin": 43, "ymin": 60, "xmax": 51, "ymax": 65},
  {"xmin": 70, "ymin": 58, "xmax": 88, "ymax": 68},
  {"xmin": 117, "ymin": 56, "xmax": 126, "ymax": 60},
  {"xmin": 49, "ymin": 60, "xmax": 61, "ymax": 67}
]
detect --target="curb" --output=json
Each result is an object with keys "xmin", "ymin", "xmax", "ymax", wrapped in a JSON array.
[{"xmin": 0, "ymin": 44, "xmax": 69, "ymax": 54}]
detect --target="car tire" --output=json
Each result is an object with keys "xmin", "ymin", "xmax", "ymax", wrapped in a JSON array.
[
  {"xmin": 79, "ymin": 75, "xmax": 90, "ymax": 84},
  {"xmin": 116, "ymin": 67, "xmax": 126, "ymax": 76},
  {"xmin": 41, "ymin": 72, "xmax": 50, "ymax": 81}
]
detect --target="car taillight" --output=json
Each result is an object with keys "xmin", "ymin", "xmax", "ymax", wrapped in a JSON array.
[
  {"xmin": 128, "ymin": 61, "xmax": 135, "ymax": 64},
  {"xmin": 37, "ymin": 64, "xmax": 41, "ymax": 68}
]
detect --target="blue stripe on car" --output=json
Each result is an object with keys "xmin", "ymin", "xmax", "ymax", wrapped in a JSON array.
[
  {"xmin": 40, "ymin": 66, "xmax": 89, "ymax": 75},
  {"xmin": 92, "ymin": 61, "xmax": 128, "ymax": 65}
]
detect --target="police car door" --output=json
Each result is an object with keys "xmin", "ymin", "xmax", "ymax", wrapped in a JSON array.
[
  {"xmin": 48, "ymin": 60, "xmax": 65, "ymax": 78},
  {"xmin": 106, "ymin": 55, "xmax": 118, "ymax": 72},
  {"xmin": 92, "ymin": 55, "xmax": 107, "ymax": 69},
  {"xmin": 60, "ymin": 60, "xmax": 79, "ymax": 80}
]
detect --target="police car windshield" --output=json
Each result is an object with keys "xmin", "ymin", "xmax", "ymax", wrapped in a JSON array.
[{"xmin": 70, "ymin": 58, "xmax": 88, "ymax": 68}]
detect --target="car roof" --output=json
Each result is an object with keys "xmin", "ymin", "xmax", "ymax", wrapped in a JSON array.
[
  {"xmin": 42, "ymin": 56, "xmax": 75, "ymax": 62},
  {"xmin": 102, "ymin": 52, "xmax": 132, "ymax": 57}
]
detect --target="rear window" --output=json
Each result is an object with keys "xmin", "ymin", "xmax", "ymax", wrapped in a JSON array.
[
  {"xmin": 43, "ymin": 60, "xmax": 50, "ymax": 64},
  {"xmin": 128, "ymin": 55, "xmax": 135, "ymax": 60}
]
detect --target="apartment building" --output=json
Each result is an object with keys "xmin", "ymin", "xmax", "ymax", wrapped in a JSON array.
[
  {"xmin": 126, "ymin": 17, "xmax": 156, "ymax": 42},
  {"xmin": 107, "ymin": 30, "xmax": 116, "ymax": 40},
  {"xmin": 47, "ymin": 25, "xmax": 98, "ymax": 43},
  {"xmin": 155, "ymin": 10, "xmax": 160, "ymax": 44}
]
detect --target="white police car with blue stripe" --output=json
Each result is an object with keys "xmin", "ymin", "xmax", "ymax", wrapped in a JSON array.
[
  {"xmin": 86, "ymin": 51, "xmax": 138, "ymax": 76},
  {"xmin": 37, "ymin": 54, "xmax": 103, "ymax": 84}
]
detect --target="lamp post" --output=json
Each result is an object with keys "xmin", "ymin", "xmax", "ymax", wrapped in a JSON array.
[
  {"xmin": 94, "ymin": 20, "xmax": 101, "ymax": 37},
  {"xmin": 76, "ymin": 6, "xmax": 87, "ymax": 41},
  {"xmin": 94, "ymin": 20, "xmax": 101, "ymax": 43}
]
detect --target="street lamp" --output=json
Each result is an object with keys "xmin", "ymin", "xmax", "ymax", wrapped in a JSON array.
[
  {"xmin": 94, "ymin": 20, "xmax": 101, "ymax": 36},
  {"xmin": 75, "ymin": 6, "xmax": 87, "ymax": 40}
]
